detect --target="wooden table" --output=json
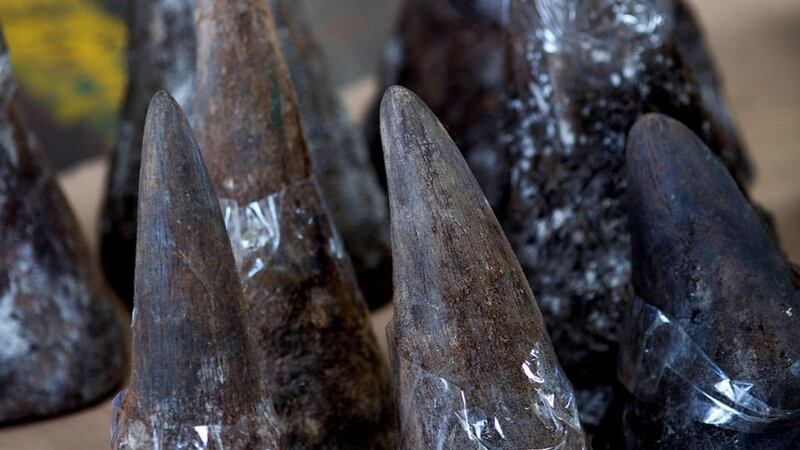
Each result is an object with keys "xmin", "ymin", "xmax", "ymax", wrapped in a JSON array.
[{"xmin": 1, "ymin": 0, "xmax": 798, "ymax": 447}]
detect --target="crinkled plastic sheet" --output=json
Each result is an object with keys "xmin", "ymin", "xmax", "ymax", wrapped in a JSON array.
[
  {"xmin": 522, "ymin": 0, "xmax": 674, "ymax": 64},
  {"xmin": 110, "ymin": 391, "xmax": 281, "ymax": 449},
  {"xmin": 388, "ymin": 323, "xmax": 587, "ymax": 449},
  {"xmin": 219, "ymin": 178, "xmax": 346, "ymax": 281},
  {"xmin": 619, "ymin": 296, "xmax": 800, "ymax": 433}
]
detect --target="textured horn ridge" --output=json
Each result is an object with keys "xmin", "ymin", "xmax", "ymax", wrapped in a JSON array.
[
  {"xmin": 0, "ymin": 26, "xmax": 125, "ymax": 424},
  {"xmin": 194, "ymin": 0, "xmax": 310, "ymax": 201},
  {"xmin": 193, "ymin": 0, "xmax": 394, "ymax": 447},
  {"xmin": 101, "ymin": 0, "xmax": 196, "ymax": 307},
  {"xmin": 270, "ymin": 0, "xmax": 392, "ymax": 308},
  {"xmin": 381, "ymin": 86, "xmax": 588, "ymax": 449},
  {"xmin": 606, "ymin": 113, "xmax": 800, "ymax": 449},
  {"xmin": 111, "ymin": 92, "xmax": 280, "ymax": 450}
]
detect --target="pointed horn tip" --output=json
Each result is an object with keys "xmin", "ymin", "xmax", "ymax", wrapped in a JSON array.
[
  {"xmin": 142, "ymin": 90, "xmax": 194, "ymax": 151},
  {"xmin": 140, "ymin": 90, "xmax": 203, "ymax": 193},
  {"xmin": 143, "ymin": 91, "xmax": 190, "ymax": 142},
  {"xmin": 630, "ymin": 111, "xmax": 672, "ymax": 135},
  {"xmin": 146, "ymin": 91, "xmax": 182, "ymax": 119},
  {"xmin": 379, "ymin": 86, "xmax": 411, "ymax": 162},
  {"xmin": 380, "ymin": 85, "xmax": 416, "ymax": 113},
  {"xmin": 379, "ymin": 85, "xmax": 432, "ymax": 128},
  {"xmin": 625, "ymin": 113, "xmax": 718, "ymax": 186},
  {"xmin": 379, "ymin": 86, "xmax": 438, "ymax": 159},
  {"xmin": 627, "ymin": 113, "xmax": 694, "ymax": 161}
]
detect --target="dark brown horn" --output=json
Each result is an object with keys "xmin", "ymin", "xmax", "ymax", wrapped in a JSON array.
[
  {"xmin": 110, "ymin": 92, "xmax": 279, "ymax": 449},
  {"xmin": 499, "ymin": 0, "xmax": 756, "ymax": 427},
  {"xmin": 193, "ymin": 1, "xmax": 394, "ymax": 447},
  {"xmin": 381, "ymin": 85, "xmax": 587, "ymax": 449},
  {"xmin": 101, "ymin": 0, "xmax": 196, "ymax": 307},
  {"xmin": 0, "ymin": 27, "xmax": 125, "ymax": 424},
  {"xmin": 270, "ymin": 0, "xmax": 392, "ymax": 308},
  {"xmin": 617, "ymin": 113, "xmax": 800, "ymax": 449}
]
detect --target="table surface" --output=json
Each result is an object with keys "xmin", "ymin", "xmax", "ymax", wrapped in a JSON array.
[{"xmin": 2, "ymin": 0, "xmax": 799, "ymax": 448}]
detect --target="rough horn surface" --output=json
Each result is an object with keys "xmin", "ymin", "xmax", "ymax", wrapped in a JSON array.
[
  {"xmin": 500, "ymin": 0, "xmax": 755, "ymax": 425},
  {"xmin": 608, "ymin": 113, "xmax": 800, "ymax": 449},
  {"xmin": 271, "ymin": 0, "xmax": 392, "ymax": 308},
  {"xmin": 382, "ymin": 86, "xmax": 588, "ymax": 449},
  {"xmin": 193, "ymin": 1, "xmax": 394, "ymax": 447},
  {"xmin": 110, "ymin": 92, "xmax": 280, "ymax": 449},
  {"xmin": 0, "ymin": 29, "xmax": 125, "ymax": 424}
]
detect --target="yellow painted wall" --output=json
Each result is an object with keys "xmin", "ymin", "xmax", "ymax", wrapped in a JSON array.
[{"xmin": 0, "ymin": 0, "xmax": 126, "ymax": 138}]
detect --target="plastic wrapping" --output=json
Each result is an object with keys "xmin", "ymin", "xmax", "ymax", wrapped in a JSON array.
[
  {"xmin": 220, "ymin": 178, "xmax": 347, "ymax": 281},
  {"xmin": 501, "ymin": 0, "xmax": 754, "ymax": 427},
  {"xmin": 111, "ymin": 390, "xmax": 281, "ymax": 450},
  {"xmin": 218, "ymin": 177, "xmax": 394, "ymax": 448},
  {"xmin": 619, "ymin": 296, "xmax": 800, "ymax": 434},
  {"xmin": 192, "ymin": 1, "xmax": 394, "ymax": 445},
  {"xmin": 388, "ymin": 323, "xmax": 587, "ymax": 450},
  {"xmin": 109, "ymin": 93, "xmax": 283, "ymax": 450}
]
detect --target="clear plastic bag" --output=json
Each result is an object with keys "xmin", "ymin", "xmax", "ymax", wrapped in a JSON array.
[
  {"xmin": 619, "ymin": 296, "xmax": 800, "ymax": 434},
  {"xmin": 217, "ymin": 177, "xmax": 394, "ymax": 448},
  {"xmin": 219, "ymin": 178, "xmax": 347, "ymax": 282},
  {"xmin": 388, "ymin": 323, "xmax": 587, "ymax": 449}
]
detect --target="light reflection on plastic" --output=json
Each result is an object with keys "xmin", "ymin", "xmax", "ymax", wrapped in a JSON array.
[
  {"xmin": 397, "ymin": 341, "xmax": 587, "ymax": 449},
  {"xmin": 193, "ymin": 426, "xmax": 209, "ymax": 446},
  {"xmin": 620, "ymin": 296, "xmax": 800, "ymax": 433}
]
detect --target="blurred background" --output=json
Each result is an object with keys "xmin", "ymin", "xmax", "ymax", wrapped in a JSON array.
[{"xmin": 0, "ymin": 0, "xmax": 401, "ymax": 168}]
